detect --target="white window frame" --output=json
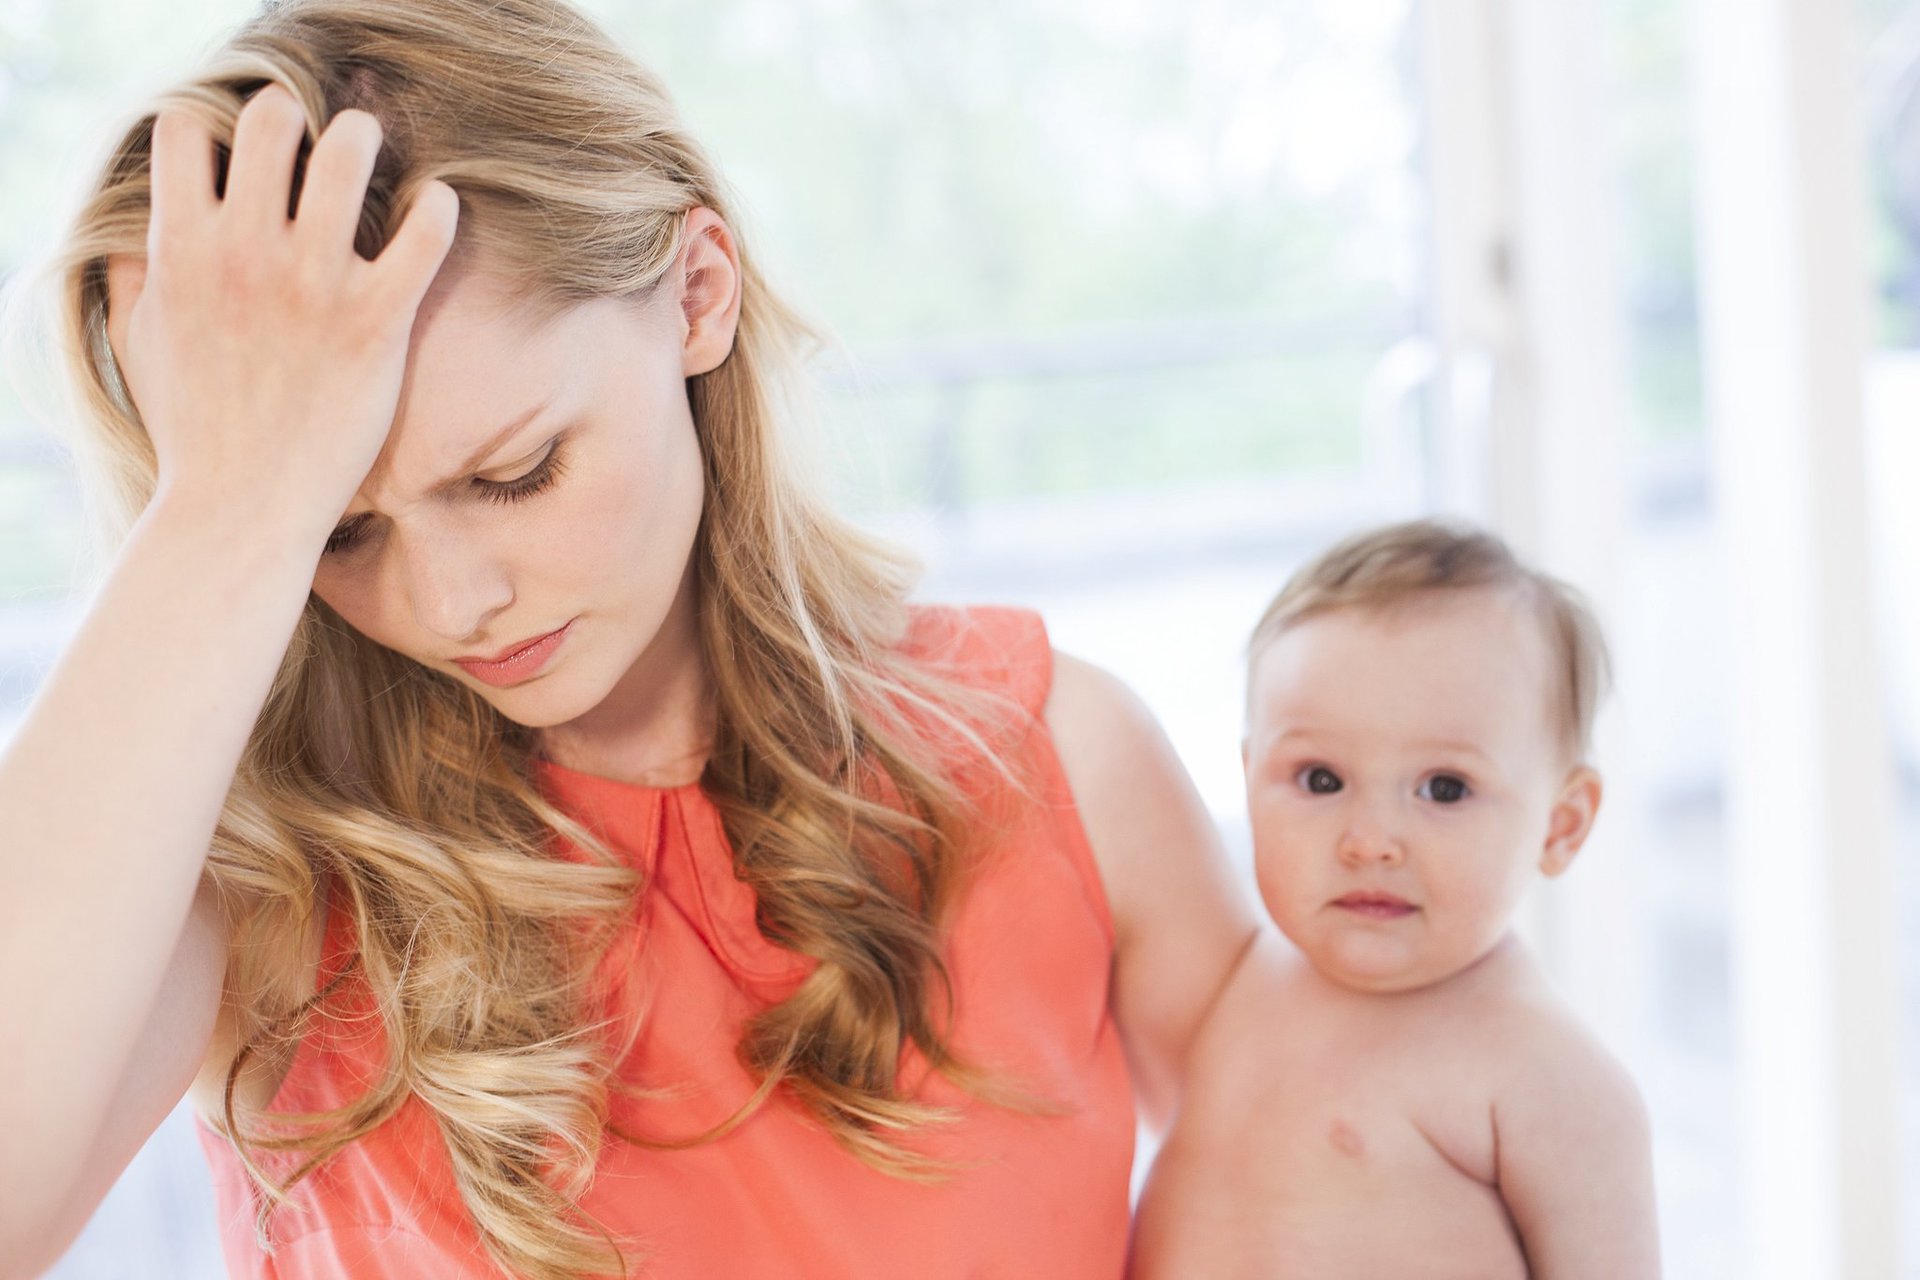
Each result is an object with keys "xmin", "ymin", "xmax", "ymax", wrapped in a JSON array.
[{"xmin": 1420, "ymin": 1, "xmax": 1905, "ymax": 1275}]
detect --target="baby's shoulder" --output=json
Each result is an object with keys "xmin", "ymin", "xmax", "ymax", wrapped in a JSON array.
[
  {"xmin": 1176, "ymin": 930, "xmax": 1331, "ymax": 1085},
  {"xmin": 1459, "ymin": 961, "xmax": 1646, "ymax": 1128}
]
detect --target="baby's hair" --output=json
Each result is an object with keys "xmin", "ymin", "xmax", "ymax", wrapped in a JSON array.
[{"xmin": 1248, "ymin": 519, "xmax": 1612, "ymax": 760}]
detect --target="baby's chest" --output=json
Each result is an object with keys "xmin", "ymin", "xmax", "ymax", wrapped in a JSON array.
[
  {"xmin": 1146, "ymin": 1056, "xmax": 1526, "ymax": 1280},
  {"xmin": 1243, "ymin": 1071, "xmax": 1486, "ymax": 1193},
  {"xmin": 1190, "ymin": 1004, "xmax": 1505, "ymax": 1193}
]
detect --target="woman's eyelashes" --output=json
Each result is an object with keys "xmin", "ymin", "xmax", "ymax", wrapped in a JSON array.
[
  {"xmin": 322, "ymin": 517, "xmax": 371, "ymax": 556},
  {"xmin": 321, "ymin": 439, "xmax": 569, "ymax": 556},
  {"xmin": 476, "ymin": 439, "xmax": 567, "ymax": 506}
]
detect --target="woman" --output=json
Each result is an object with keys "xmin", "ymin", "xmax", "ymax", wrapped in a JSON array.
[{"xmin": 0, "ymin": 2, "xmax": 1255, "ymax": 1276}]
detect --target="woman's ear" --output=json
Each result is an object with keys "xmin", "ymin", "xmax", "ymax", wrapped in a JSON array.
[
  {"xmin": 674, "ymin": 206, "xmax": 742, "ymax": 377},
  {"xmin": 1540, "ymin": 765, "xmax": 1603, "ymax": 878}
]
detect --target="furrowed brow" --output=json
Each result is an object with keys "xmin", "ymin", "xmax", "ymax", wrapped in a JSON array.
[
  {"xmin": 427, "ymin": 397, "xmax": 557, "ymax": 494},
  {"xmin": 326, "ymin": 397, "xmax": 556, "ymax": 539}
]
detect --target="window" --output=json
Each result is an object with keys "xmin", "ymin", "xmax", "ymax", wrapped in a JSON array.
[{"xmin": 7, "ymin": 2, "xmax": 1901, "ymax": 1275}]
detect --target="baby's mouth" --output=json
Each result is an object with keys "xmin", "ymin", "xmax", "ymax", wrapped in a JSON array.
[{"xmin": 1330, "ymin": 892, "xmax": 1418, "ymax": 919}]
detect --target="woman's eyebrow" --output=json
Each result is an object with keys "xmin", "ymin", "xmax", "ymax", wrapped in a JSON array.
[
  {"xmin": 427, "ymin": 397, "xmax": 556, "ymax": 494},
  {"xmin": 327, "ymin": 398, "xmax": 561, "ymax": 537}
]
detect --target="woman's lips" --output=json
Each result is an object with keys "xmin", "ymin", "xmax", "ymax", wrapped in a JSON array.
[
  {"xmin": 453, "ymin": 619, "xmax": 575, "ymax": 688},
  {"xmin": 1331, "ymin": 892, "xmax": 1418, "ymax": 920}
]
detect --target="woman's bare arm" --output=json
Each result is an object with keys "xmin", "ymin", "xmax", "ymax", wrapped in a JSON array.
[
  {"xmin": 0, "ymin": 86, "xmax": 456, "ymax": 1267},
  {"xmin": 10, "ymin": 881, "xmax": 231, "ymax": 1278},
  {"xmin": 1045, "ymin": 651, "xmax": 1260, "ymax": 1129},
  {"xmin": 0, "ymin": 506, "xmax": 323, "ymax": 1268}
]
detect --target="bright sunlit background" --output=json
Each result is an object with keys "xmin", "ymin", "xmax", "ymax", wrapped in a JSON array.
[{"xmin": 3, "ymin": 0, "xmax": 1917, "ymax": 1276}]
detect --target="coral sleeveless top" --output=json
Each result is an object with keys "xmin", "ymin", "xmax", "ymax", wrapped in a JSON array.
[{"xmin": 194, "ymin": 605, "xmax": 1135, "ymax": 1278}]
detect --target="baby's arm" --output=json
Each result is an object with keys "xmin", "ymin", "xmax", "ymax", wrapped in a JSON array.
[{"xmin": 1493, "ymin": 1016, "xmax": 1661, "ymax": 1278}]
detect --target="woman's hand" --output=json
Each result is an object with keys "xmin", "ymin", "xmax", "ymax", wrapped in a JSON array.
[{"xmin": 103, "ymin": 83, "xmax": 459, "ymax": 545}]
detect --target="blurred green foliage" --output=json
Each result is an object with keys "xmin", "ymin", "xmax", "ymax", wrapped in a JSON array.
[
  {"xmin": 0, "ymin": 0, "xmax": 1425, "ymax": 594},
  {"xmin": 585, "ymin": 0, "xmax": 1423, "ymax": 510},
  {"xmin": 1605, "ymin": 0, "xmax": 1703, "ymax": 443},
  {"xmin": 10, "ymin": 0, "xmax": 1920, "ymax": 596}
]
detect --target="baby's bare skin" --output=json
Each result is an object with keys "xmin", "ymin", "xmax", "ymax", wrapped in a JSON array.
[
  {"xmin": 1132, "ymin": 590, "xmax": 1659, "ymax": 1278},
  {"xmin": 1135, "ymin": 929, "xmax": 1634, "ymax": 1278}
]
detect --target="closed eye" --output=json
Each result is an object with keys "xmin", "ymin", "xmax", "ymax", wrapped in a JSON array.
[
  {"xmin": 474, "ymin": 438, "xmax": 566, "ymax": 505},
  {"xmin": 321, "ymin": 438, "xmax": 569, "ymax": 556},
  {"xmin": 323, "ymin": 514, "xmax": 373, "ymax": 556}
]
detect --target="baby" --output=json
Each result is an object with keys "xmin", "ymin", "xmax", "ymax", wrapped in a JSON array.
[{"xmin": 1132, "ymin": 520, "xmax": 1660, "ymax": 1279}]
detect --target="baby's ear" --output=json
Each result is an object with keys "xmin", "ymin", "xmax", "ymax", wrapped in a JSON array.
[{"xmin": 1539, "ymin": 765, "xmax": 1603, "ymax": 877}]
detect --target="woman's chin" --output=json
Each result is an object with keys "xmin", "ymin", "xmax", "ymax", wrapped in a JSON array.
[{"xmin": 461, "ymin": 664, "xmax": 609, "ymax": 730}]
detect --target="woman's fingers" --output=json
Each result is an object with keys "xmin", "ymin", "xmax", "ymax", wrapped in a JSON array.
[
  {"xmin": 146, "ymin": 109, "xmax": 216, "ymax": 242},
  {"xmin": 374, "ymin": 180, "xmax": 461, "ymax": 310},
  {"xmin": 289, "ymin": 102, "xmax": 459, "ymax": 307},
  {"xmin": 109, "ymin": 86, "xmax": 462, "ymax": 531},
  {"xmin": 222, "ymin": 84, "xmax": 308, "ymax": 230},
  {"xmin": 294, "ymin": 108, "xmax": 383, "ymax": 256}
]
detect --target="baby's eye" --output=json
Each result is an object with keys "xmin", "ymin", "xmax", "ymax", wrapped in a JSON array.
[
  {"xmin": 1418, "ymin": 774, "xmax": 1471, "ymax": 804},
  {"xmin": 1296, "ymin": 766, "xmax": 1343, "ymax": 795}
]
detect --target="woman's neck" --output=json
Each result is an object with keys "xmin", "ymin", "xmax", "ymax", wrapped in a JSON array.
[{"xmin": 534, "ymin": 566, "xmax": 715, "ymax": 787}]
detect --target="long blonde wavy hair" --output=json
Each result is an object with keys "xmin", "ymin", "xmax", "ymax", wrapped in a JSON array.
[{"xmin": 27, "ymin": 2, "xmax": 1021, "ymax": 1275}]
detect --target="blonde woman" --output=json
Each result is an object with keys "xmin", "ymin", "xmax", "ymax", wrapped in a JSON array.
[{"xmin": 0, "ymin": 2, "xmax": 1255, "ymax": 1277}]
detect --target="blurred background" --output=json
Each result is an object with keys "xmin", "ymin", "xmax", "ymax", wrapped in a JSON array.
[{"xmin": 1, "ymin": 0, "xmax": 1915, "ymax": 1275}]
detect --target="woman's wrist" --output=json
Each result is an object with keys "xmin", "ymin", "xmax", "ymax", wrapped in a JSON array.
[{"xmin": 139, "ymin": 476, "xmax": 337, "ymax": 580}]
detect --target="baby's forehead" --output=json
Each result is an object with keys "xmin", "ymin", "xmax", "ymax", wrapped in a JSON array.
[
  {"xmin": 1257, "ymin": 587, "xmax": 1553, "ymax": 667},
  {"xmin": 1247, "ymin": 592, "xmax": 1564, "ymax": 740}
]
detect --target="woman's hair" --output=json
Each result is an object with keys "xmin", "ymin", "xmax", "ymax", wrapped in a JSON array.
[
  {"xmin": 28, "ymin": 2, "xmax": 1015, "ymax": 1275},
  {"xmin": 1248, "ymin": 518, "xmax": 1612, "ymax": 760}
]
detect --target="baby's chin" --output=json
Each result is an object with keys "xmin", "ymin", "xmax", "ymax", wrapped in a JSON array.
[{"xmin": 1288, "ymin": 925, "xmax": 1485, "ymax": 996}]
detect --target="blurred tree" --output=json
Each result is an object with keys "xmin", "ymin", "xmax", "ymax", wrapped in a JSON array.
[{"xmin": 0, "ymin": 0, "xmax": 1427, "ymax": 562}]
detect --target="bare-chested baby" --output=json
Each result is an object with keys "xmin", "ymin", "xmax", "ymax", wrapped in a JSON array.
[{"xmin": 1132, "ymin": 520, "xmax": 1661, "ymax": 1279}]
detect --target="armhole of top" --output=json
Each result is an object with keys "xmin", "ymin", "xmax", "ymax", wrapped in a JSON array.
[
  {"xmin": 944, "ymin": 604, "xmax": 1120, "ymax": 950},
  {"xmin": 905, "ymin": 602, "xmax": 1054, "ymax": 720},
  {"xmin": 1023, "ymin": 635, "xmax": 1120, "ymax": 950},
  {"xmin": 255, "ymin": 877, "xmax": 352, "ymax": 1118}
]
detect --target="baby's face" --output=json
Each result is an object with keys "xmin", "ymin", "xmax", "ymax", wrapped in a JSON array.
[{"xmin": 1243, "ymin": 589, "xmax": 1595, "ymax": 994}]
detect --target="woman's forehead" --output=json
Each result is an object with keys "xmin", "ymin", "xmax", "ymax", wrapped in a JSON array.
[
  {"xmin": 354, "ymin": 282, "xmax": 595, "ymax": 500},
  {"xmin": 399, "ymin": 291, "xmax": 567, "ymax": 430},
  {"xmin": 401, "ymin": 276, "xmax": 647, "ymax": 417}
]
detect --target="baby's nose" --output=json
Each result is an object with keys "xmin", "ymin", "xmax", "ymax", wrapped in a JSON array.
[{"xmin": 1337, "ymin": 825, "xmax": 1406, "ymax": 866}]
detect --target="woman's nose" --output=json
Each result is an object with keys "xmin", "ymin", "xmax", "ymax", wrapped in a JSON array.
[{"xmin": 395, "ymin": 526, "xmax": 513, "ymax": 643}]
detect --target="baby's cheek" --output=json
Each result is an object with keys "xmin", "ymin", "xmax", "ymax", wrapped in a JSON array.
[
  {"xmin": 1248, "ymin": 843, "xmax": 1310, "ymax": 928},
  {"xmin": 1443, "ymin": 876, "xmax": 1528, "ymax": 954},
  {"xmin": 1250, "ymin": 875, "xmax": 1297, "ymax": 939}
]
